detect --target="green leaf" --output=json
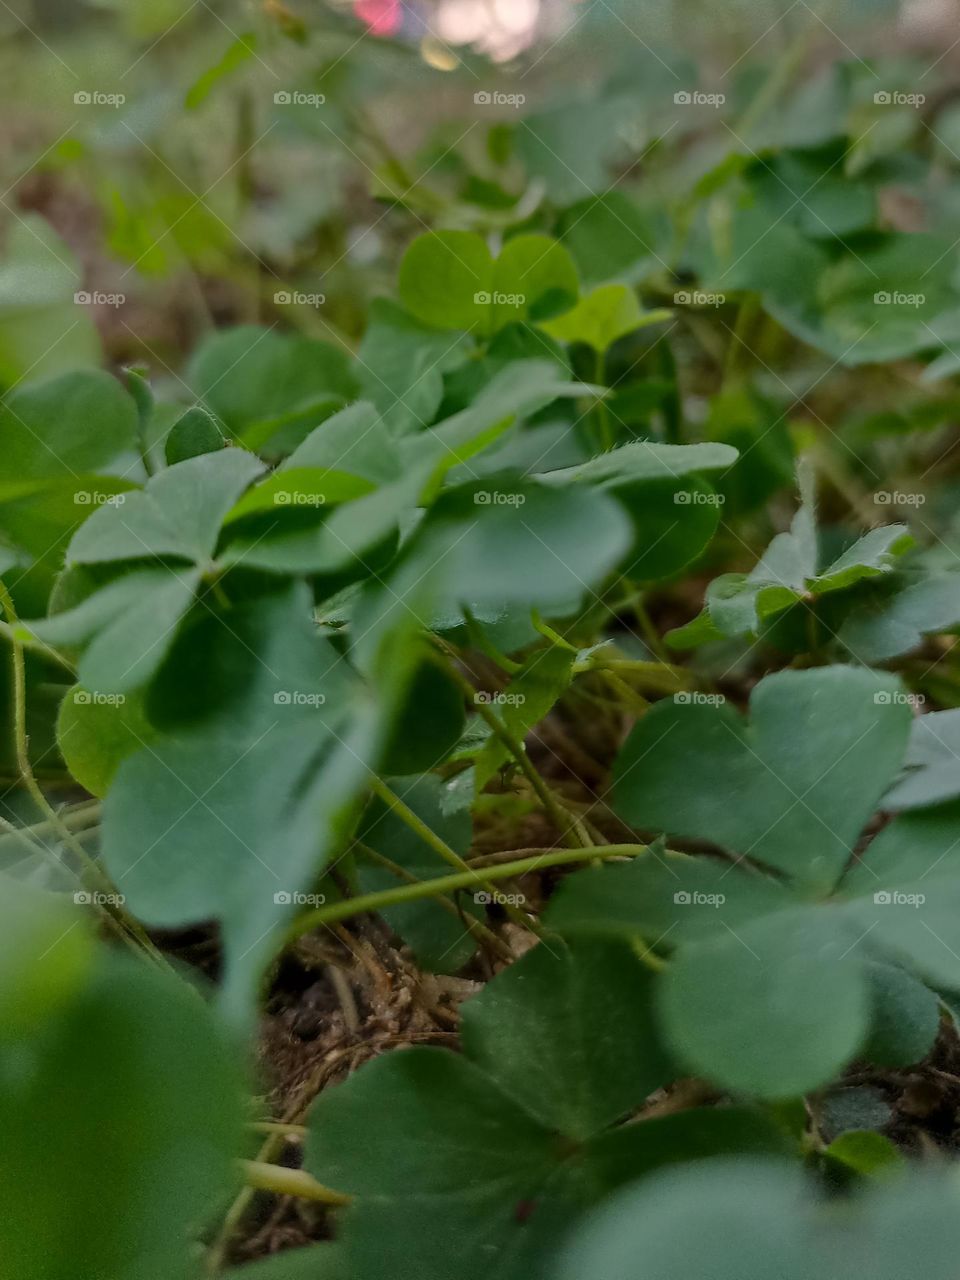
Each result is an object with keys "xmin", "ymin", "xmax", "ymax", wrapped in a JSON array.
[
  {"xmin": 187, "ymin": 326, "xmax": 357, "ymax": 452},
  {"xmin": 659, "ymin": 907, "xmax": 871, "ymax": 1098},
  {"xmin": 540, "ymin": 440, "xmax": 737, "ymax": 489},
  {"xmin": 558, "ymin": 193, "xmax": 663, "ymax": 286},
  {"xmin": 223, "ymin": 361, "xmax": 598, "ymax": 578},
  {"xmin": 554, "ymin": 1160, "xmax": 960, "ymax": 1280},
  {"xmin": 460, "ymin": 938, "xmax": 674, "ymax": 1140},
  {"xmin": 377, "ymin": 663, "xmax": 465, "ymax": 776},
  {"xmin": 0, "ymin": 215, "xmax": 100, "ymax": 385},
  {"xmin": 356, "ymin": 299, "xmax": 472, "ymax": 435},
  {"xmin": 283, "ymin": 401, "xmax": 401, "ymax": 485},
  {"xmin": 861, "ymin": 960, "xmax": 939, "ymax": 1068},
  {"xmin": 475, "ymin": 644, "xmax": 577, "ymax": 790},
  {"xmin": 308, "ymin": 1046, "xmax": 570, "ymax": 1280},
  {"xmin": 667, "ymin": 462, "xmax": 911, "ymax": 649},
  {"xmin": 24, "ymin": 452, "xmax": 262, "ymax": 692},
  {"xmin": 224, "ymin": 1247, "xmax": 351, "ymax": 1279},
  {"xmin": 27, "ymin": 568, "xmax": 202, "ymax": 694},
  {"xmin": 840, "ymin": 572, "xmax": 960, "ymax": 663},
  {"xmin": 398, "ymin": 230, "xmax": 493, "ymax": 333},
  {"xmin": 0, "ymin": 946, "xmax": 242, "ymax": 1280},
  {"xmin": 613, "ymin": 667, "xmax": 912, "ymax": 891},
  {"xmin": 824, "ymin": 1130, "xmax": 905, "ymax": 1178},
  {"xmin": 0, "ymin": 370, "xmax": 137, "ymax": 489},
  {"xmin": 306, "ymin": 957, "xmax": 782, "ymax": 1280},
  {"xmin": 398, "ymin": 232, "xmax": 578, "ymax": 336},
  {"xmin": 0, "ymin": 879, "xmax": 94, "ymax": 1039},
  {"xmin": 539, "ymin": 284, "xmax": 670, "ymax": 352},
  {"xmin": 545, "ymin": 851, "xmax": 798, "ymax": 948},
  {"xmin": 224, "ymin": 467, "xmax": 376, "ymax": 524},
  {"xmin": 493, "ymin": 234, "xmax": 579, "ymax": 326},
  {"xmin": 164, "ymin": 405, "xmax": 225, "ymax": 465},
  {"xmin": 763, "ymin": 233, "xmax": 960, "ymax": 367},
  {"xmin": 883, "ymin": 709, "xmax": 960, "ymax": 810},
  {"xmin": 56, "ymin": 683, "xmax": 157, "ymax": 797},
  {"xmin": 68, "ymin": 449, "xmax": 263, "ymax": 565},
  {"xmin": 184, "ymin": 32, "xmax": 257, "ymax": 109},
  {"xmin": 99, "ymin": 584, "xmax": 366, "ymax": 1005},
  {"xmin": 412, "ymin": 481, "xmax": 632, "ymax": 614}
]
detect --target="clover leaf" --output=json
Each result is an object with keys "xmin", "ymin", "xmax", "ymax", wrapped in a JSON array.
[
  {"xmin": 548, "ymin": 666, "xmax": 940, "ymax": 1096},
  {"xmin": 187, "ymin": 325, "xmax": 358, "ymax": 452},
  {"xmin": 398, "ymin": 231, "xmax": 579, "ymax": 336},
  {"xmin": 669, "ymin": 462, "xmax": 912, "ymax": 651},
  {"xmin": 0, "ymin": 882, "xmax": 242, "ymax": 1280},
  {"xmin": 554, "ymin": 1160, "xmax": 960, "ymax": 1280},
  {"xmin": 305, "ymin": 940, "xmax": 785, "ymax": 1280},
  {"xmin": 25, "ymin": 449, "xmax": 263, "ymax": 692}
]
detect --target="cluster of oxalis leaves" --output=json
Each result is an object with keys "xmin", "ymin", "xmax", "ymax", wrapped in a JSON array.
[{"xmin": 7, "ymin": 224, "xmax": 960, "ymax": 1280}]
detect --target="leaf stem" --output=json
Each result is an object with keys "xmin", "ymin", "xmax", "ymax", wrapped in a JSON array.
[
  {"xmin": 367, "ymin": 776, "xmax": 537, "ymax": 933},
  {"xmin": 0, "ymin": 619, "xmax": 77, "ymax": 675},
  {"xmin": 286, "ymin": 845, "xmax": 647, "ymax": 941},
  {"xmin": 432, "ymin": 647, "xmax": 592, "ymax": 850},
  {"xmin": 240, "ymin": 1160, "xmax": 350, "ymax": 1206},
  {"xmin": 0, "ymin": 579, "xmax": 172, "ymax": 971},
  {"xmin": 355, "ymin": 841, "xmax": 514, "ymax": 962}
]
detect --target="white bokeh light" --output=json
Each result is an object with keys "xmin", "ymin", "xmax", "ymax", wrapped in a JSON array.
[{"xmin": 432, "ymin": 0, "xmax": 544, "ymax": 61}]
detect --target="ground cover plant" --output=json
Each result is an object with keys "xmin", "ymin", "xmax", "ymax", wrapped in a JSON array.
[{"xmin": 11, "ymin": 0, "xmax": 960, "ymax": 1275}]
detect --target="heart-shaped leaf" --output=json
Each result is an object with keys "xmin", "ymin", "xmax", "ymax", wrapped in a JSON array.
[
  {"xmin": 398, "ymin": 232, "xmax": 579, "ymax": 336},
  {"xmin": 306, "ymin": 940, "xmax": 783, "ymax": 1280},
  {"xmin": 613, "ymin": 667, "xmax": 911, "ymax": 891}
]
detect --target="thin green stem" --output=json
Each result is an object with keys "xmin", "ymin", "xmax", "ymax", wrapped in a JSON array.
[
  {"xmin": 240, "ymin": 1160, "xmax": 350, "ymax": 1207},
  {"xmin": 355, "ymin": 841, "xmax": 514, "ymax": 962},
  {"xmin": 367, "ymin": 776, "xmax": 537, "ymax": 933},
  {"xmin": 432, "ymin": 648, "xmax": 592, "ymax": 850},
  {"xmin": 286, "ymin": 845, "xmax": 647, "ymax": 941},
  {"xmin": 0, "ymin": 579, "xmax": 172, "ymax": 971},
  {"xmin": 0, "ymin": 801, "xmax": 101, "ymax": 843},
  {"xmin": 632, "ymin": 596, "xmax": 673, "ymax": 666},
  {"xmin": 368, "ymin": 776, "xmax": 474, "ymax": 875},
  {"xmin": 0, "ymin": 619, "xmax": 76, "ymax": 675}
]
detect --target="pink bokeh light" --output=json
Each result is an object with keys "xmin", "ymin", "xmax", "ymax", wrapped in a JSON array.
[{"xmin": 354, "ymin": 0, "xmax": 403, "ymax": 36}]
